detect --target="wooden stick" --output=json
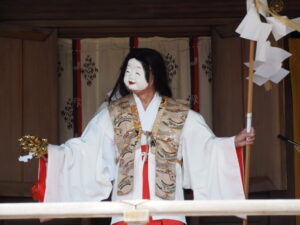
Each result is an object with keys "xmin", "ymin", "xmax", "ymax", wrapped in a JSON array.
[{"xmin": 242, "ymin": 39, "xmax": 256, "ymax": 225}]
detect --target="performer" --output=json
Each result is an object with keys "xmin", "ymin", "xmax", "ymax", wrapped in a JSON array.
[{"xmin": 20, "ymin": 48, "xmax": 255, "ymax": 225}]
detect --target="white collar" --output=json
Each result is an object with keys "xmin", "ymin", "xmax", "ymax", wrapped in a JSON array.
[
  {"xmin": 132, "ymin": 92, "xmax": 161, "ymax": 132},
  {"xmin": 133, "ymin": 92, "xmax": 161, "ymax": 112}
]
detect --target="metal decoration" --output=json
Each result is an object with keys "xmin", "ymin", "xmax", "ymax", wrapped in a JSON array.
[
  {"xmin": 18, "ymin": 135, "xmax": 48, "ymax": 158},
  {"xmin": 269, "ymin": 0, "xmax": 284, "ymax": 13}
]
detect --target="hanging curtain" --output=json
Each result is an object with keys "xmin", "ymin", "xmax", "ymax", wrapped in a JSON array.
[
  {"xmin": 197, "ymin": 37, "xmax": 213, "ymax": 128},
  {"xmin": 57, "ymin": 37, "xmax": 214, "ymax": 144},
  {"xmin": 289, "ymin": 38, "xmax": 300, "ymax": 225},
  {"xmin": 57, "ymin": 38, "xmax": 129, "ymax": 142},
  {"xmin": 137, "ymin": 37, "xmax": 191, "ymax": 100},
  {"xmin": 57, "ymin": 39, "xmax": 73, "ymax": 143},
  {"xmin": 80, "ymin": 38, "xmax": 130, "ymax": 128}
]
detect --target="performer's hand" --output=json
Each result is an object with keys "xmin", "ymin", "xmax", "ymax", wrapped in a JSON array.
[{"xmin": 234, "ymin": 128, "xmax": 255, "ymax": 147}]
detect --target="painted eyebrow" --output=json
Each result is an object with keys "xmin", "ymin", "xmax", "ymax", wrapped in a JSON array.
[{"xmin": 127, "ymin": 65, "xmax": 143, "ymax": 70}]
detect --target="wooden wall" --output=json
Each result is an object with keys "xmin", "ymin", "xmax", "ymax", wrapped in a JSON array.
[
  {"xmin": 0, "ymin": 31, "xmax": 58, "ymax": 197},
  {"xmin": 0, "ymin": 0, "xmax": 299, "ymax": 38},
  {"xmin": 0, "ymin": 1, "xmax": 299, "ymax": 225}
]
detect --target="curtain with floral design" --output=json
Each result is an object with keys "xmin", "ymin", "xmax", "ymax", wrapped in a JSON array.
[
  {"xmin": 136, "ymin": 37, "xmax": 213, "ymax": 127},
  {"xmin": 137, "ymin": 37, "xmax": 191, "ymax": 100},
  {"xmin": 197, "ymin": 37, "xmax": 213, "ymax": 128},
  {"xmin": 57, "ymin": 39, "xmax": 74, "ymax": 143},
  {"xmin": 57, "ymin": 37, "xmax": 212, "ymax": 143},
  {"xmin": 57, "ymin": 38, "xmax": 129, "ymax": 143},
  {"xmin": 80, "ymin": 38, "xmax": 130, "ymax": 128}
]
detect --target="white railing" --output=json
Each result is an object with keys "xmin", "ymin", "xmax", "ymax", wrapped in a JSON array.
[{"xmin": 1, "ymin": 200, "xmax": 300, "ymax": 223}]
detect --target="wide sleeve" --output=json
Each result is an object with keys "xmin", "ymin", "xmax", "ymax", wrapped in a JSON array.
[
  {"xmin": 181, "ymin": 110, "xmax": 245, "ymax": 201},
  {"xmin": 44, "ymin": 107, "xmax": 116, "ymax": 203}
]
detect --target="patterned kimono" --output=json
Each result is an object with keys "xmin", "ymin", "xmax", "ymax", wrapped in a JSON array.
[{"xmin": 44, "ymin": 93, "xmax": 245, "ymax": 224}]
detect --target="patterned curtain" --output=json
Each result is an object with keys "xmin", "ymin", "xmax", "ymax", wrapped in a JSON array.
[
  {"xmin": 197, "ymin": 37, "xmax": 213, "ymax": 128},
  {"xmin": 80, "ymin": 38, "xmax": 130, "ymax": 128},
  {"xmin": 57, "ymin": 37, "xmax": 212, "ymax": 143},
  {"xmin": 57, "ymin": 38, "xmax": 129, "ymax": 142},
  {"xmin": 137, "ymin": 37, "xmax": 191, "ymax": 100},
  {"xmin": 57, "ymin": 39, "xmax": 74, "ymax": 143}
]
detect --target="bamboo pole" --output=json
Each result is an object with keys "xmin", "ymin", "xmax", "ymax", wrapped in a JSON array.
[
  {"xmin": 1, "ymin": 200, "xmax": 300, "ymax": 220},
  {"xmin": 242, "ymin": 39, "xmax": 256, "ymax": 225}
]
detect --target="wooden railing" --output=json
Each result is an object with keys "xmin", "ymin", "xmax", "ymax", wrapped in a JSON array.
[{"xmin": 1, "ymin": 200, "xmax": 300, "ymax": 223}]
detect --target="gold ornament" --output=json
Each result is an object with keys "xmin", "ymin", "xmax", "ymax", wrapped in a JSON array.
[
  {"xmin": 269, "ymin": 0, "xmax": 284, "ymax": 13},
  {"xmin": 255, "ymin": 0, "xmax": 300, "ymax": 32},
  {"xmin": 18, "ymin": 135, "xmax": 48, "ymax": 158}
]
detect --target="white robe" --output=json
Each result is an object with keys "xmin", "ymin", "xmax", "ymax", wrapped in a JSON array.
[{"xmin": 45, "ymin": 93, "xmax": 245, "ymax": 224}]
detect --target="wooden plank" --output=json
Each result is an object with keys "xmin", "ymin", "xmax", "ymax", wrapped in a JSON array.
[
  {"xmin": 22, "ymin": 31, "xmax": 58, "ymax": 182},
  {"xmin": 0, "ymin": 38, "xmax": 23, "ymax": 183},
  {"xmin": 0, "ymin": 23, "xmax": 52, "ymax": 41},
  {"xmin": 4, "ymin": 18, "xmax": 240, "ymax": 38},
  {"xmin": 0, "ymin": 182, "xmax": 34, "ymax": 197},
  {"xmin": 56, "ymin": 26, "xmax": 211, "ymax": 38},
  {"xmin": 212, "ymin": 26, "xmax": 244, "ymax": 136},
  {"xmin": 0, "ymin": 0, "xmax": 246, "ymax": 20},
  {"xmin": 0, "ymin": 0, "xmax": 299, "ymax": 21},
  {"xmin": 5, "ymin": 18, "xmax": 241, "ymax": 28}
]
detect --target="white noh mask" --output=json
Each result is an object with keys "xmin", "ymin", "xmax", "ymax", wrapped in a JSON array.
[{"xmin": 124, "ymin": 58, "xmax": 149, "ymax": 91}]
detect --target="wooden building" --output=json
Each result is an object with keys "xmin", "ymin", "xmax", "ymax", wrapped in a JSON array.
[{"xmin": 0, "ymin": 0, "xmax": 300, "ymax": 225}]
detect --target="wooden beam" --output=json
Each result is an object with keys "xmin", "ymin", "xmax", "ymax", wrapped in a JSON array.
[
  {"xmin": 0, "ymin": 23, "xmax": 52, "ymax": 41},
  {"xmin": 0, "ymin": 0, "xmax": 299, "ymax": 24},
  {"xmin": 0, "ymin": 0, "xmax": 246, "ymax": 20},
  {"xmin": 56, "ymin": 26, "xmax": 211, "ymax": 38},
  {"xmin": 5, "ymin": 18, "xmax": 241, "ymax": 38},
  {"xmin": 0, "ymin": 182, "xmax": 34, "ymax": 197},
  {"xmin": 6, "ymin": 18, "xmax": 240, "ymax": 28}
]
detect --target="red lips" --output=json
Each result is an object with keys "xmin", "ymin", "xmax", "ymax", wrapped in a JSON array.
[{"xmin": 129, "ymin": 81, "xmax": 135, "ymax": 85}]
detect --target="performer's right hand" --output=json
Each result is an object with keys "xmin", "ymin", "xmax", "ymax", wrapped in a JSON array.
[{"xmin": 234, "ymin": 128, "xmax": 255, "ymax": 147}]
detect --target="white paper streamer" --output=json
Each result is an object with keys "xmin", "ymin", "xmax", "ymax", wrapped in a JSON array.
[
  {"xmin": 236, "ymin": 0, "xmax": 298, "ymax": 86},
  {"xmin": 236, "ymin": 6, "xmax": 272, "ymax": 42},
  {"xmin": 18, "ymin": 152, "xmax": 34, "ymax": 163}
]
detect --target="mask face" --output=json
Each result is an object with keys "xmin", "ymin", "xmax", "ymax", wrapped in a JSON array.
[{"xmin": 123, "ymin": 58, "xmax": 149, "ymax": 91}]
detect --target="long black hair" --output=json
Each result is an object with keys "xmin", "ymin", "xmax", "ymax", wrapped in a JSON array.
[{"xmin": 108, "ymin": 48, "xmax": 172, "ymax": 103}]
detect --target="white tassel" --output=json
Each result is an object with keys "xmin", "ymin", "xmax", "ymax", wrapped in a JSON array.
[{"xmin": 18, "ymin": 152, "xmax": 34, "ymax": 163}]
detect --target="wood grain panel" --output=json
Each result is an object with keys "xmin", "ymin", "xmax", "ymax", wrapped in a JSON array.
[
  {"xmin": 0, "ymin": 0, "xmax": 246, "ymax": 20},
  {"xmin": 212, "ymin": 27, "xmax": 245, "ymax": 136},
  {"xmin": 0, "ymin": 0, "xmax": 299, "ymax": 21},
  {"xmin": 22, "ymin": 31, "xmax": 58, "ymax": 182},
  {"xmin": 5, "ymin": 18, "xmax": 240, "ymax": 28},
  {"xmin": 56, "ymin": 26, "xmax": 211, "ymax": 38},
  {"xmin": 0, "ymin": 38, "xmax": 23, "ymax": 184},
  {"xmin": 0, "ymin": 23, "xmax": 52, "ymax": 41},
  {"xmin": 212, "ymin": 24, "xmax": 287, "ymax": 192},
  {"xmin": 0, "ymin": 182, "xmax": 34, "ymax": 197},
  {"xmin": 0, "ymin": 0, "xmax": 299, "ymax": 38}
]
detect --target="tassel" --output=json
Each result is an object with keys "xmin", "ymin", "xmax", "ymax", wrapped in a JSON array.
[{"xmin": 32, "ymin": 156, "xmax": 47, "ymax": 202}]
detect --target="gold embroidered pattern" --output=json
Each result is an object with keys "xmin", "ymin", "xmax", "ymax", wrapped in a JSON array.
[{"xmin": 108, "ymin": 95, "xmax": 189, "ymax": 199}]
